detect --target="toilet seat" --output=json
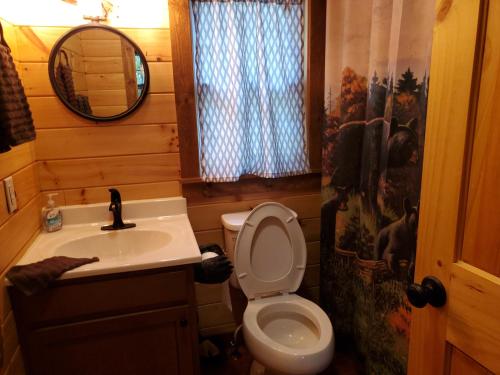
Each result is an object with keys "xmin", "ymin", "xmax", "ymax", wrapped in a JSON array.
[
  {"xmin": 243, "ymin": 294, "xmax": 334, "ymax": 374},
  {"xmin": 234, "ymin": 202, "xmax": 306, "ymax": 299}
]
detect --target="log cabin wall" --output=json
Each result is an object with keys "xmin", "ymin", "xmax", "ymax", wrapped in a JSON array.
[
  {"xmin": 57, "ymin": 33, "xmax": 88, "ymax": 99},
  {"xmin": 0, "ymin": 18, "xmax": 41, "ymax": 375},
  {"xmin": 79, "ymin": 29, "xmax": 130, "ymax": 117},
  {"xmin": 3, "ymin": 3, "xmax": 321, "ymax": 344}
]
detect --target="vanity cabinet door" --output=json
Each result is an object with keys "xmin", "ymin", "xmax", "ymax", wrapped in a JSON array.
[{"xmin": 25, "ymin": 307, "xmax": 197, "ymax": 375}]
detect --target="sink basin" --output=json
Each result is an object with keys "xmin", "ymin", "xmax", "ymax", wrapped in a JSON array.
[
  {"xmin": 54, "ymin": 230, "xmax": 172, "ymax": 261},
  {"xmin": 14, "ymin": 197, "xmax": 201, "ymax": 280}
]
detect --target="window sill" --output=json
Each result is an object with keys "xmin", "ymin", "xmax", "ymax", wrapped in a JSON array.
[{"xmin": 182, "ymin": 172, "xmax": 321, "ymax": 206}]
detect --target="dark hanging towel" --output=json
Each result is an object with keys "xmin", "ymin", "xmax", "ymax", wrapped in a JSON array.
[
  {"xmin": 0, "ymin": 21, "xmax": 35, "ymax": 154},
  {"xmin": 55, "ymin": 49, "xmax": 78, "ymax": 107},
  {"xmin": 76, "ymin": 94, "xmax": 93, "ymax": 115}
]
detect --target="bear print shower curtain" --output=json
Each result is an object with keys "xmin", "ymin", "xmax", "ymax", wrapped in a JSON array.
[{"xmin": 320, "ymin": 1, "xmax": 435, "ymax": 373}]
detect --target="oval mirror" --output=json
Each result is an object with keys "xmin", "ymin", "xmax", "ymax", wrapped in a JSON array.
[{"xmin": 48, "ymin": 24, "xmax": 149, "ymax": 121}]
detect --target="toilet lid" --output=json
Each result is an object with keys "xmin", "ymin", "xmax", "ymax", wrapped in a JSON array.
[{"xmin": 234, "ymin": 202, "xmax": 306, "ymax": 299}]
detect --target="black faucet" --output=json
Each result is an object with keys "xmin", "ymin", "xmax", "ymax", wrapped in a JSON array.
[{"xmin": 101, "ymin": 188, "xmax": 136, "ymax": 231}]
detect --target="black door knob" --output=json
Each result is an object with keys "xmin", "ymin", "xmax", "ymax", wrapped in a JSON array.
[{"xmin": 407, "ymin": 276, "xmax": 446, "ymax": 308}]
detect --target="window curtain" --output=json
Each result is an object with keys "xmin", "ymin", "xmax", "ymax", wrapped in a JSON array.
[
  {"xmin": 191, "ymin": 0, "xmax": 309, "ymax": 182},
  {"xmin": 320, "ymin": 1, "xmax": 435, "ymax": 373}
]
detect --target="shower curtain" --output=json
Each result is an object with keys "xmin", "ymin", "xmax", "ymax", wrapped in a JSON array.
[{"xmin": 320, "ymin": 1, "xmax": 435, "ymax": 373}]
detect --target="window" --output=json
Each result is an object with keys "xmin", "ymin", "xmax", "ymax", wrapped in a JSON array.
[{"xmin": 190, "ymin": 0, "xmax": 309, "ymax": 182}]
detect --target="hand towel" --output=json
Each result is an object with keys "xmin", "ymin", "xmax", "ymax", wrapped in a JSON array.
[
  {"xmin": 55, "ymin": 49, "xmax": 78, "ymax": 107},
  {"xmin": 0, "ymin": 21, "xmax": 35, "ymax": 153},
  {"xmin": 6, "ymin": 256, "xmax": 99, "ymax": 296}
]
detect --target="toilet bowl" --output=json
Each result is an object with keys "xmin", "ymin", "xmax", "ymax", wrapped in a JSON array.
[
  {"xmin": 229, "ymin": 202, "xmax": 334, "ymax": 374},
  {"xmin": 244, "ymin": 294, "xmax": 334, "ymax": 374}
]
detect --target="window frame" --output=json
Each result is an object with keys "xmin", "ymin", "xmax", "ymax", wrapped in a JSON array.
[{"xmin": 168, "ymin": 0, "xmax": 325, "ymax": 193}]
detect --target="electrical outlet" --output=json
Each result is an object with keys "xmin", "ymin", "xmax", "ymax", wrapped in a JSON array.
[{"xmin": 3, "ymin": 176, "xmax": 17, "ymax": 213}]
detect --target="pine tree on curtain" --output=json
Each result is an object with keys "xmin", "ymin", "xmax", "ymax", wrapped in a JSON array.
[{"xmin": 320, "ymin": 1, "xmax": 435, "ymax": 373}]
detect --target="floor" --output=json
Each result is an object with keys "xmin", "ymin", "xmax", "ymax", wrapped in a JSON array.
[{"xmin": 200, "ymin": 334, "xmax": 363, "ymax": 375}]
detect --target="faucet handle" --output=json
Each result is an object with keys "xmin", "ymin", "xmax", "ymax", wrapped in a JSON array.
[{"xmin": 108, "ymin": 188, "xmax": 121, "ymax": 204}]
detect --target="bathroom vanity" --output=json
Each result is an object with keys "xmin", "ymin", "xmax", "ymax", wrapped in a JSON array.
[
  {"xmin": 9, "ymin": 266, "xmax": 198, "ymax": 375},
  {"xmin": 7, "ymin": 197, "xmax": 201, "ymax": 375}
]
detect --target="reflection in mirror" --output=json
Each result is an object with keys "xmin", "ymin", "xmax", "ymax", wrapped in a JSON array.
[{"xmin": 49, "ymin": 25, "xmax": 149, "ymax": 121}]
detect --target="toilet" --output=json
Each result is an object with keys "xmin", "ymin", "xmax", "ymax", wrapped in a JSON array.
[{"xmin": 222, "ymin": 202, "xmax": 334, "ymax": 374}]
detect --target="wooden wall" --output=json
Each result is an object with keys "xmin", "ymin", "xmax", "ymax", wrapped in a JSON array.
[
  {"xmin": 15, "ymin": 25, "xmax": 180, "ymax": 205},
  {"xmin": 0, "ymin": 18, "xmax": 41, "ymax": 375},
  {"xmin": 79, "ymin": 29, "xmax": 129, "ymax": 116}
]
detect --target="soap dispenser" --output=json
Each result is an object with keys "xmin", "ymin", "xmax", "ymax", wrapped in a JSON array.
[{"xmin": 42, "ymin": 193, "xmax": 63, "ymax": 232}]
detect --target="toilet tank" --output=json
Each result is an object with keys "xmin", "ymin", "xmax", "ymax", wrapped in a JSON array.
[
  {"xmin": 221, "ymin": 210, "xmax": 252, "ymax": 288},
  {"xmin": 221, "ymin": 207, "xmax": 298, "ymax": 289}
]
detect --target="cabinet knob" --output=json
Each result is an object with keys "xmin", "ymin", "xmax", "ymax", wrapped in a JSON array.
[
  {"xmin": 179, "ymin": 319, "xmax": 188, "ymax": 327},
  {"xmin": 407, "ymin": 276, "xmax": 447, "ymax": 308}
]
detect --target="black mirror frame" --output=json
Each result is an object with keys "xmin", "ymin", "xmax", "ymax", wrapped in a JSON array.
[{"xmin": 48, "ymin": 24, "xmax": 150, "ymax": 122}]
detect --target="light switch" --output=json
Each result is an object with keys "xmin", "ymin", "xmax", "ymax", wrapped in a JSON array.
[{"xmin": 3, "ymin": 176, "xmax": 17, "ymax": 213}]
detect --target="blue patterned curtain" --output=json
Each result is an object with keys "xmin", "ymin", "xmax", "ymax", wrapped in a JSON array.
[{"xmin": 191, "ymin": 0, "xmax": 309, "ymax": 182}]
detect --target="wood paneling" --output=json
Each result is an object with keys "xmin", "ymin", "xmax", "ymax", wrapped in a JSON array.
[
  {"xmin": 15, "ymin": 26, "xmax": 171, "ymax": 63},
  {"xmin": 0, "ymin": 195, "xmax": 42, "ymax": 274},
  {"xmin": 0, "ymin": 142, "xmax": 35, "ymax": 180},
  {"xmin": 19, "ymin": 62, "xmax": 54, "ymax": 97},
  {"xmin": 149, "ymin": 62, "xmax": 175, "ymax": 93},
  {"xmin": 187, "ymin": 193, "xmax": 321, "ymax": 232},
  {"xmin": 199, "ymin": 323, "xmax": 236, "ymax": 337},
  {"xmin": 449, "ymin": 347, "xmax": 493, "ymax": 375},
  {"xmin": 307, "ymin": 0, "xmax": 326, "ymax": 171},
  {"xmin": 81, "ymin": 39, "xmax": 122, "ymax": 57},
  {"xmin": 0, "ymin": 146, "xmax": 39, "ymax": 226},
  {"xmin": 462, "ymin": 0, "xmax": 500, "ymax": 276},
  {"xmin": 0, "ymin": 230, "xmax": 39, "ymax": 322},
  {"xmin": 87, "ymin": 90, "xmax": 127, "ymax": 106},
  {"xmin": 446, "ymin": 263, "xmax": 500, "ymax": 373},
  {"xmin": 38, "ymin": 153, "xmax": 180, "ymax": 190},
  {"xmin": 183, "ymin": 173, "xmax": 320, "ymax": 205},
  {"xmin": 197, "ymin": 303, "xmax": 235, "ymax": 329},
  {"xmin": 84, "ymin": 57, "xmax": 125, "ymax": 74},
  {"xmin": 301, "ymin": 217, "xmax": 321, "ymax": 242},
  {"xmin": 168, "ymin": 0, "xmax": 200, "ymax": 179},
  {"xmin": 85, "ymin": 72, "xmax": 126, "ymax": 91},
  {"xmin": 29, "ymin": 93, "xmax": 177, "ymax": 128},
  {"xmin": 55, "ymin": 181, "xmax": 182, "ymax": 206},
  {"xmin": 195, "ymin": 283, "xmax": 225, "ymax": 306},
  {"xmin": 10, "ymin": 164, "xmax": 40, "ymax": 212},
  {"xmin": 194, "ymin": 229, "xmax": 225, "ymax": 249},
  {"xmin": 303, "ymin": 264, "xmax": 320, "ymax": 288},
  {"xmin": 35, "ymin": 124, "xmax": 178, "ymax": 160},
  {"xmin": 1, "ymin": 19, "xmax": 19, "ymax": 61},
  {"xmin": 307, "ymin": 241, "xmax": 320, "ymax": 264}
]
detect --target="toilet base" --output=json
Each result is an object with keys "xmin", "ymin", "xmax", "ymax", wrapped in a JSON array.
[{"xmin": 250, "ymin": 360, "xmax": 317, "ymax": 375}]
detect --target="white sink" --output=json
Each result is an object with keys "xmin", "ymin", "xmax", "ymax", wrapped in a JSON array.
[
  {"xmin": 54, "ymin": 230, "xmax": 172, "ymax": 261},
  {"xmin": 15, "ymin": 197, "xmax": 201, "ymax": 279}
]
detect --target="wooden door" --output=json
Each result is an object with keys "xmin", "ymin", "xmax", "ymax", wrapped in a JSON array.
[{"xmin": 408, "ymin": 0, "xmax": 500, "ymax": 374}]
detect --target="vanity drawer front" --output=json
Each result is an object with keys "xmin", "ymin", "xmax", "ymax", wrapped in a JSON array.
[{"xmin": 9, "ymin": 267, "xmax": 194, "ymax": 327}]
